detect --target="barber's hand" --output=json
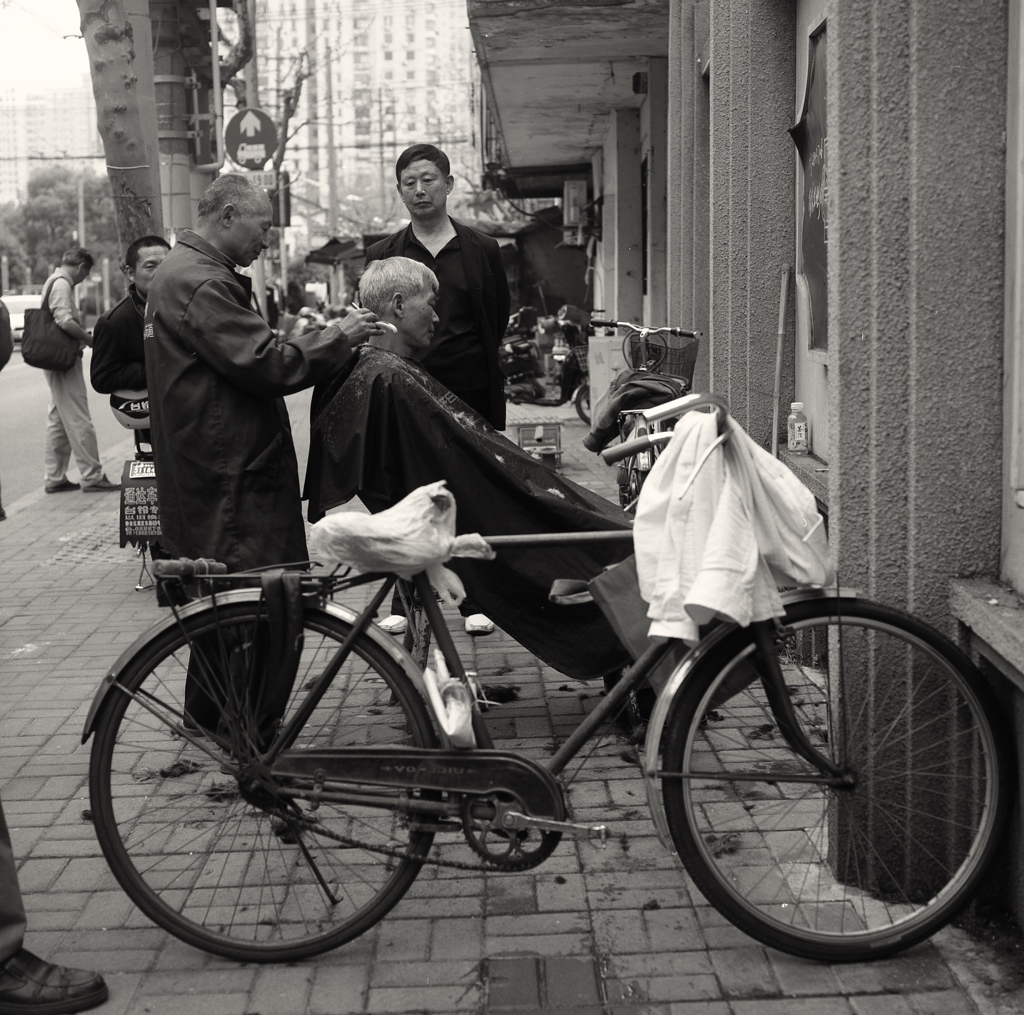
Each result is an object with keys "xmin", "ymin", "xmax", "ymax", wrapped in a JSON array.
[{"xmin": 334, "ymin": 307, "xmax": 382, "ymax": 344}]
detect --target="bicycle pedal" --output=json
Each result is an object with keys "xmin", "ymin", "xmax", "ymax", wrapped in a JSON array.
[{"xmin": 502, "ymin": 811, "xmax": 608, "ymax": 848}]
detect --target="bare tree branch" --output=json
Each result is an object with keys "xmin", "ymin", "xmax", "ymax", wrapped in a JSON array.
[
  {"xmin": 219, "ymin": 0, "xmax": 253, "ymax": 88},
  {"xmin": 273, "ymin": 49, "xmax": 312, "ymax": 171}
]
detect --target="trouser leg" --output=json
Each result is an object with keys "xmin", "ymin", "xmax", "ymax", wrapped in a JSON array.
[
  {"xmin": 45, "ymin": 361, "xmax": 102, "ymax": 486},
  {"xmin": 43, "ymin": 373, "xmax": 73, "ymax": 486},
  {"xmin": 0, "ymin": 794, "xmax": 27, "ymax": 965}
]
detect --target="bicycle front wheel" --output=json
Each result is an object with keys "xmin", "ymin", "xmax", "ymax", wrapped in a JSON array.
[
  {"xmin": 661, "ymin": 596, "xmax": 1010, "ymax": 961},
  {"xmin": 89, "ymin": 600, "xmax": 438, "ymax": 962}
]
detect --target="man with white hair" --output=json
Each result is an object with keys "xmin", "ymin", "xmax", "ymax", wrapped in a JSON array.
[{"xmin": 305, "ymin": 257, "xmax": 632, "ymax": 683}]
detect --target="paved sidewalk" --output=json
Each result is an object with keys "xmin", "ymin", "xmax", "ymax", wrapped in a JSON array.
[{"xmin": 0, "ymin": 398, "xmax": 1013, "ymax": 1014}]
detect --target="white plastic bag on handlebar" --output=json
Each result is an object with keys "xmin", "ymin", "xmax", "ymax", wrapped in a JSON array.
[{"xmin": 309, "ymin": 480, "xmax": 495, "ymax": 606}]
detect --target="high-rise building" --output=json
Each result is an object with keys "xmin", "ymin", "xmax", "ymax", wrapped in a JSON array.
[
  {"xmin": 251, "ymin": 0, "xmax": 481, "ymax": 247},
  {"xmin": 0, "ymin": 77, "xmax": 104, "ymax": 205}
]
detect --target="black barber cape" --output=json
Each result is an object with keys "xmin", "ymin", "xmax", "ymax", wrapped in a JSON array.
[{"xmin": 306, "ymin": 345, "xmax": 633, "ymax": 680}]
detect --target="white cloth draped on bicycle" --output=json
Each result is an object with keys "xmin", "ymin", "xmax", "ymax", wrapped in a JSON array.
[
  {"xmin": 310, "ymin": 480, "xmax": 494, "ymax": 606},
  {"xmin": 634, "ymin": 412, "xmax": 833, "ymax": 642}
]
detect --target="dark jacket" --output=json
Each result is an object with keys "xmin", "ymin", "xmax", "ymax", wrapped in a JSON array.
[
  {"xmin": 364, "ymin": 218, "xmax": 511, "ymax": 429},
  {"xmin": 0, "ymin": 299, "xmax": 11, "ymax": 372},
  {"xmin": 91, "ymin": 286, "xmax": 146, "ymax": 393},
  {"xmin": 144, "ymin": 230, "xmax": 353, "ymax": 571}
]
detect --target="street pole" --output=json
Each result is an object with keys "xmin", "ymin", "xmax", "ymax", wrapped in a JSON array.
[
  {"xmin": 246, "ymin": 0, "xmax": 268, "ymax": 320},
  {"xmin": 77, "ymin": 177, "xmax": 86, "ymax": 249},
  {"xmin": 1, "ymin": 254, "xmax": 8, "ymax": 295},
  {"xmin": 324, "ymin": 43, "xmax": 340, "ymax": 303},
  {"xmin": 101, "ymin": 256, "xmax": 112, "ymax": 313}
]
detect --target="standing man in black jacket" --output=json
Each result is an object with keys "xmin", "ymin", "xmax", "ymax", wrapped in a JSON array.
[
  {"xmin": 90, "ymin": 235, "xmax": 170, "ymax": 398},
  {"xmin": 365, "ymin": 144, "xmax": 511, "ymax": 429},
  {"xmin": 365, "ymin": 143, "xmax": 511, "ymax": 636}
]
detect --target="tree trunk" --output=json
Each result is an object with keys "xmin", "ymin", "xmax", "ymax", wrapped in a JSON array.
[{"xmin": 78, "ymin": 0, "xmax": 164, "ymax": 248}]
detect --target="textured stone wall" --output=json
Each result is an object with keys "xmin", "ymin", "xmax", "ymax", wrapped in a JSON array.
[
  {"xmin": 829, "ymin": 0, "xmax": 1006, "ymax": 624},
  {"xmin": 707, "ymin": 0, "xmax": 795, "ymax": 445}
]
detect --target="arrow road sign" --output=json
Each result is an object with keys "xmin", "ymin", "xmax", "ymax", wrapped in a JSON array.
[{"xmin": 224, "ymin": 108, "xmax": 278, "ymax": 170}]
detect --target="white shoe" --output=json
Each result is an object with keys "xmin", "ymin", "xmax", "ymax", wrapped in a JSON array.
[
  {"xmin": 379, "ymin": 614, "xmax": 408, "ymax": 635},
  {"xmin": 464, "ymin": 613, "xmax": 495, "ymax": 635}
]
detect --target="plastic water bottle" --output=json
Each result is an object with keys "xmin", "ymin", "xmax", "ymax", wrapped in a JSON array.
[{"xmin": 787, "ymin": 402, "xmax": 809, "ymax": 455}]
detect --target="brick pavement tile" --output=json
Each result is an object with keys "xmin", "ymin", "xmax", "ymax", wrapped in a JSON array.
[
  {"xmin": 131, "ymin": 993, "xmax": 250, "ymax": 1014},
  {"xmin": 429, "ymin": 916, "xmax": 484, "ymax": 960},
  {"xmin": 487, "ymin": 911, "xmax": 590, "ymax": 938},
  {"xmin": 89, "ymin": 972, "xmax": 143, "ymax": 1015},
  {"xmin": 13, "ymin": 856, "xmax": 68, "ymax": 891},
  {"xmin": 246, "ymin": 966, "xmax": 314, "ymax": 1015},
  {"xmin": 708, "ymin": 947, "xmax": 779, "ymax": 999},
  {"xmin": 592, "ymin": 908, "xmax": 649, "ymax": 953},
  {"xmin": 486, "ymin": 932, "xmax": 593, "ymax": 956},
  {"xmin": 487, "ymin": 875, "xmax": 538, "ymax": 916},
  {"xmin": 607, "ymin": 973, "xmax": 721, "ymax": 1004},
  {"xmin": 536, "ymin": 871, "xmax": 587, "ymax": 912},
  {"xmin": 396, "ymin": 895, "xmax": 483, "ymax": 919},
  {"xmin": 367, "ymin": 983, "xmax": 483, "ymax": 1012},
  {"xmin": 307, "ymin": 964, "xmax": 368, "ymax": 1014},
  {"xmin": 377, "ymin": 917, "xmax": 432, "ymax": 960},
  {"xmin": 151, "ymin": 938, "xmax": 215, "ymax": 971},
  {"xmin": 73, "ymin": 891, "xmax": 144, "ymax": 930},
  {"xmin": 832, "ymin": 946, "xmax": 955, "ymax": 995},
  {"xmin": 607, "ymin": 953, "xmax": 714, "ymax": 978},
  {"xmin": 370, "ymin": 958, "xmax": 479, "ymax": 987},
  {"xmin": 766, "ymin": 948, "xmax": 842, "ymax": 996},
  {"xmin": 643, "ymin": 907, "xmax": 705, "ymax": 951},
  {"xmin": 849, "ymin": 996, "xmax": 914, "ymax": 1015},
  {"xmin": 139, "ymin": 968, "xmax": 257, "ymax": 994},
  {"xmin": 52, "ymin": 949, "xmax": 157, "ymax": 973},
  {"xmin": 731, "ymin": 1000, "xmax": 854, "ymax": 1015},
  {"xmin": 905, "ymin": 990, "xmax": 975, "ymax": 1013},
  {"xmin": 664, "ymin": 1004, "xmax": 732, "ymax": 1015},
  {"xmin": 543, "ymin": 956, "xmax": 602, "ymax": 1006}
]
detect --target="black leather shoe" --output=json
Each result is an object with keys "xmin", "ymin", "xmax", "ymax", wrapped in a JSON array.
[{"xmin": 0, "ymin": 949, "xmax": 108, "ymax": 1015}]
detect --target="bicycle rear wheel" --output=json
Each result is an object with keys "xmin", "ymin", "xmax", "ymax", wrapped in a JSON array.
[
  {"xmin": 661, "ymin": 597, "xmax": 1010, "ymax": 961},
  {"xmin": 89, "ymin": 600, "xmax": 438, "ymax": 962}
]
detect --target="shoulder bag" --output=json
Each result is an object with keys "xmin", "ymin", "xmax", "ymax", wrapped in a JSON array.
[{"xmin": 21, "ymin": 277, "xmax": 81, "ymax": 372}]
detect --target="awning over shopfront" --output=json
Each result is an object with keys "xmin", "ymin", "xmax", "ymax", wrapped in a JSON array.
[
  {"xmin": 305, "ymin": 236, "xmax": 361, "ymax": 267},
  {"xmin": 467, "ymin": 0, "xmax": 670, "ymax": 195}
]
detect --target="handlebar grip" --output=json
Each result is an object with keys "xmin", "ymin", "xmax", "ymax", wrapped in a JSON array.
[
  {"xmin": 589, "ymin": 319, "xmax": 617, "ymax": 328},
  {"xmin": 152, "ymin": 558, "xmax": 229, "ymax": 579},
  {"xmin": 600, "ymin": 433, "xmax": 672, "ymax": 465},
  {"xmin": 669, "ymin": 327, "xmax": 699, "ymax": 338}
]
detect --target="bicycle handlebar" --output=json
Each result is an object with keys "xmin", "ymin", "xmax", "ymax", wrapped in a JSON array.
[
  {"xmin": 152, "ymin": 558, "xmax": 229, "ymax": 579},
  {"xmin": 600, "ymin": 433, "xmax": 674, "ymax": 465},
  {"xmin": 590, "ymin": 319, "xmax": 700, "ymax": 339}
]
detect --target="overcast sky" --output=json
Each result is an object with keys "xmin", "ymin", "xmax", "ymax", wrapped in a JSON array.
[{"xmin": 0, "ymin": 1, "xmax": 91, "ymax": 90}]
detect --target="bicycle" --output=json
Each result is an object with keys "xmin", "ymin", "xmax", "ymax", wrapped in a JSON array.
[
  {"xmin": 82, "ymin": 396, "xmax": 1010, "ymax": 965},
  {"xmin": 583, "ymin": 319, "xmax": 700, "ymax": 510}
]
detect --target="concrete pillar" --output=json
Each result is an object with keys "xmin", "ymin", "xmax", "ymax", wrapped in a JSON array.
[
  {"xmin": 708, "ymin": 0, "xmax": 794, "ymax": 445},
  {"xmin": 828, "ymin": 0, "xmax": 1004, "ymax": 622},
  {"xmin": 667, "ymin": 0, "xmax": 711, "ymax": 390},
  {"xmin": 642, "ymin": 58, "xmax": 668, "ymax": 326},
  {"xmin": 605, "ymin": 109, "xmax": 643, "ymax": 326}
]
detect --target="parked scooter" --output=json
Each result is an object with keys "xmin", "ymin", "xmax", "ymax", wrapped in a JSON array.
[
  {"xmin": 555, "ymin": 304, "xmax": 592, "ymax": 423},
  {"xmin": 501, "ymin": 306, "xmax": 554, "ymax": 404}
]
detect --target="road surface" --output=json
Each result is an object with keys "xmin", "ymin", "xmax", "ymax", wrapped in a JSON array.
[{"xmin": 0, "ymin": 347, "xmax": 315, "ymax": 511}]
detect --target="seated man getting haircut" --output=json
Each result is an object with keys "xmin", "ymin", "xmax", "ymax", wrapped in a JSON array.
[{"xmin": 305, "ymin": 258, "xmax": 632, "ymax": 682}]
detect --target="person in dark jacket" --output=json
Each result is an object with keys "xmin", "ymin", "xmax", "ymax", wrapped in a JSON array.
[
  {"xmin": 144, "ymin": 174, "xmax": 381, "ymax": 573},
  {"xmin": 365, "ymin": 144, "xmax": 511, "ymax": 636},
  {"xmin": 90, "ymin": 235, "xmax": 170, "ymax": 397},
  {"xmin": 364, "ymin": 143, "xmax": 511, "ymax": 429}
]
